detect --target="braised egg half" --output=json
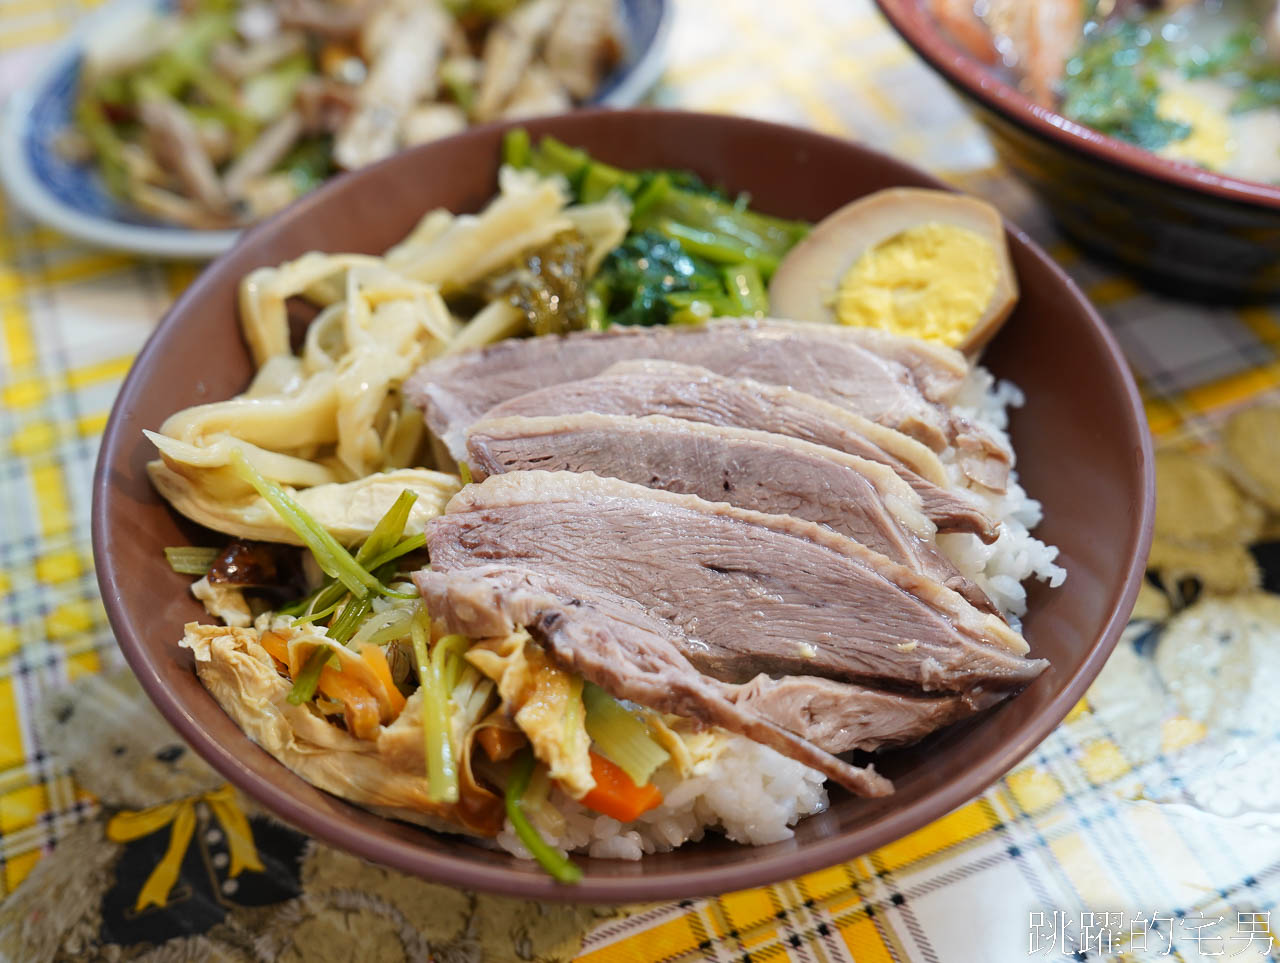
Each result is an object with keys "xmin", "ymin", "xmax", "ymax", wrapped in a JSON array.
[{"xmin": 769, "ymin": 188, "xmax": 1018, "ymax": 354}]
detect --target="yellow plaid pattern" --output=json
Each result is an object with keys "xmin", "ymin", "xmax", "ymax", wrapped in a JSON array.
[{"xmin": 4, "ymin": 1, "xmax": 1280, "ymax": 960}]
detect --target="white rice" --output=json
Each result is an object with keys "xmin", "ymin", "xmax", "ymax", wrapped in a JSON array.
[
  {"xmin": 497, "ymin": 734, "xmax": 830, "ymax": 861},
  {"xmin": 940, "ymin": 367, "xmax": 1068, "ymax": 627},
  {"xmin": 497, "ymin": 365, "xmax": 1065, "ymax": 862}
]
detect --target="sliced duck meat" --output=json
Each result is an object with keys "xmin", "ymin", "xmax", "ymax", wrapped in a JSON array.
[
  {"xmin": 405, "ymin": 318, "xmax": 1011, "ymax": 489},
  {"xmin": 480, "ymin": 359, "xmax": 1000, "ymax": 541},
  {"xmin": 414, "ymin": 564, "xmax": 894, "ymax": 797},
  {"xmin": 834, "ymin": 326, "xmax": 970, "ymax": 402},
  {"xmin": 731, "ymin": 675, "xmax": 1000, "ymax": 754},
  {"xmin": 426, "ymin": 472, "xmax": 1045, "ymax": 692},
  {"xmin": 465, "ymin": 411, "xmax": 1000, "ymax": 614}
]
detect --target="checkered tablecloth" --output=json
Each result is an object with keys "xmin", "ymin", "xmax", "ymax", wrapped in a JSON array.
[{"xmin": 2, "ymin": 1, "xmax": 1280, "ymax": 960}]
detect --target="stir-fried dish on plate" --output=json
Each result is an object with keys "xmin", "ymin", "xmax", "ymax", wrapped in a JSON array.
[
  {"xmin": 146, "ymin": 131, "xmax": 1066, "ymax": 881},
  {"xmin": 930, "ymin": 0, "xmax": 1280, "ymax": 183},
  {"xmin": 63, "ymin": 0, "xmax": 623, "ymax": 228}
]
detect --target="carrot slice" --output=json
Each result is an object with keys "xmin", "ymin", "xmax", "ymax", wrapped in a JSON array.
[
  {"xmin": 257, "ymin": 631, "xmax": 291, "ymax": 673},
  {"xmin": 261, "ymin": 633, "xmax": 380, "ymax": 739},
  {"xmin": 578, "ymin": 751, "xmax": 663, "ymax": 822},
  {"xmin": 316, "ymin": 666, "xmax": 380, "ymax": 741},
  {"xmin": 359, "ymin": 643, "xmax": 407, "ymax": 720}
]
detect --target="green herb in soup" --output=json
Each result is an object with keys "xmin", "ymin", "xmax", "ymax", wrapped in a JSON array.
[
  {"xmin": 929, "ymin": 0, "xmax": 1280, "ymax": 183},
  {"xmin": 1061, "ymin": 21, "xmax": 1192, "ymax": 150}
]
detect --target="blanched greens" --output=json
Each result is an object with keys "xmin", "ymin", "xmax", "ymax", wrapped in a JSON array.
[{"xmin": 501, "ymin": 131, "xmax": 808, "ymax": 327}]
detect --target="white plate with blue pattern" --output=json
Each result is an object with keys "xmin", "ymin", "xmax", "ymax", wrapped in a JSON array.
[{"xmin": 0, "ymin": 0, "xmax": 671, "ymax": 260}]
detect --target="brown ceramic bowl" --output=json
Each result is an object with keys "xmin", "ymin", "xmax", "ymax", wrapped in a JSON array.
[
  {"xmin": 93, "ymin": 109, "xmax": 1154, "ymax": 902},
  {"xmin": 875, "ymin": 0, "xmax": 1280, "ymax": 299}
]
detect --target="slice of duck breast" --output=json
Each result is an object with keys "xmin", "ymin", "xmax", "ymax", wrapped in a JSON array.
[
  {"xmin": 426, "ymin": 472, "xmax": 1046, "ymax": 693},
  {"xmin": 465, "ymin": 411, "xmax": 1000, "ymax": 614},
  {"xmin": 405, "ymin": 318, "xmax": 1011, "ymax": 488},
  {"xmin": 480, "ymin": 359, "xmax": 1000, "ymax": 541},
  {"xmin": 731, "ymin": 675, "xmax": 1001, "ymax": 754},
  {"xmin": 414, "ymin": 564, "xmax": 895, "ymax": 797}
]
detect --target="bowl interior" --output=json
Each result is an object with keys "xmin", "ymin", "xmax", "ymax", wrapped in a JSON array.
[{"xmin": 93, "ymin": 109, "xmax": 1154, "ymax": 902}]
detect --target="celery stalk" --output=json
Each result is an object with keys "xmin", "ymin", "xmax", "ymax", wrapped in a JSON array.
[
  {"xmin": 355, "ymin": 489, "xmax": 418, "ymax": 569},
  {"xmin": 434, "ymin": 634, "xmax": 470, "ymax": 692},
  {"xmin": 582, "ymin": 682, "xmax": 669, "ymax": 786},
  {"xmin": 290, "ymin": 597, "xmax": 343, "ymax": 626},
  {"xmin": 361, "ymin": 532, "xmax": 426, "ymax": 573},
  {"xmin": 326, "ymin": 595, "xmax": 372, "ymax": 645},
  {"xmin": 164, "ymin": 546, "xmax": 219, "ymax": 576},
  {"xmin": 412, "ymin": 608, "xmax": 459, "ymax": 804},
  {"xmin": 230, "ymin": 450, "xmax": 380, "ymax": 598},
  {"xmin": 505, "ymin": 749, "xmax": 582, "ymax": 883},
  {"xmin": 288, "ymin": 647, "xmax": 329, "ymax": 705}
]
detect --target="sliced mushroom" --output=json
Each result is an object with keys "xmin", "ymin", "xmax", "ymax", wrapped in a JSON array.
[
  {"xmin": 138, "ymin": 94, "xmax": 230, "ymax": 217},
  {"xmin": 400, "ymin": 103, "xmax": 468, "ymax": 147},
  {"xmin": 223, "ymin": 110, "xmax": 305, "ymax": 200},
  {"xmin": 473, "ymin": 0, "xmax": 565, "ymax": 122},
  {"xmin": 333, "ymin": 1, "xmax": 449, "ymax": 169},
  {"xmin": 497, "ymin": 63, "xmax": 571, "ymax": 120},
  {"xmin": 545, "ymin": 0, "xmax": 623, "ymax": 99}
]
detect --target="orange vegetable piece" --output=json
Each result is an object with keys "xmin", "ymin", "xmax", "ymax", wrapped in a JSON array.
[
  {"xmin": 316, "ymin": 666, "xmax": 380, "ymax": 741},
  {"xmin": 578, "ymin": 751, "xmax": 663, "ymax": 823},
  {"xmin": 257, "ymin": 631, "xmax": 290, "ymax": 673},
  {"xmin": 477, "ymin": 724, "xmax": 527, "ymax": 763},
  {"xmin": 358, "ymin": 644, "xmax": 407, "ymax": 720}
]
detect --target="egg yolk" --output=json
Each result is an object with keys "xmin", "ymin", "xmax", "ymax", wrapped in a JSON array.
[
  {"xmin": 1155, "ymin": 89, "xmax": 1234, "ymax": 171},
  {"xmin": 834, "ymin": 222, "xmax": 998, "ymax": 347}
]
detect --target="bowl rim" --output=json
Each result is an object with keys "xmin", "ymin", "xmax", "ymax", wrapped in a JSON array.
[
  {"xmin": 92, "ymin": 107, "xmax": 1156, "ymax": 902},
  {"xmin": 874, "ymin": 0, "xmax": 1280, "ymax": 211},
  {"xmin": 0, "ymin": 0, "xmax": 672, "ymax": 260}
]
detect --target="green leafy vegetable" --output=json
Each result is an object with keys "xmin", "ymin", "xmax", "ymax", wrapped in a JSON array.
[
  {"xmin": 505, "ymin": 749, "xmax": 583, "ymax": 883},
  {"xmin": 722, "ymin": 264, "xmax": 768, "ymax": 317},
  {"xmin": 578, "ymin": 161, "xmax": 641, "ymax": 203},
  {"xmin": 654, "ymin": 221, "xmax": 780, "ymax": 276},
  {"xmin": 500, "ymin": 130, "xmax": 811, "ymax": 327},
  {"xmin": 591, "ymin": 230, "xmax": 722, "ymax": 327}
]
